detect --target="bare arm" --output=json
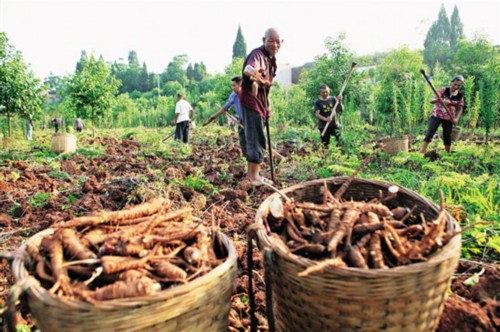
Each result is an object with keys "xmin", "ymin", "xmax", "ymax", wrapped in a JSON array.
[
  {"xmin": 315, "ymin": 110, "xmax": 332, "ymax": 123},
  {"xmin": 336, "ymin": 95, "xmax": 344, "ymax": 112},
  {"xmin": 454, "ymin": 106, "xmax": 463, "ymax": 125}
]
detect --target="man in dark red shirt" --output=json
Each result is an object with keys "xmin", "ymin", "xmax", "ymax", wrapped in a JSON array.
[{"xmin": 240, "ymin": 28, "xmax": 282, "ymax": 186}]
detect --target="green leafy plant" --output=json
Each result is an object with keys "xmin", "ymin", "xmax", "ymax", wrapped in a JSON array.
[
  {"xmin": 29, "ymin": 192, "xmax": 51, "ymax": 208},
  {"xmin": 179, "ymin": 174, "xmax": 216, "ymax": 193}
]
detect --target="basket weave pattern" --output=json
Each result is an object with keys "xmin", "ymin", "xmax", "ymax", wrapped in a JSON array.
[
  {"xmin": 255, "ymin": 177, "xmax": 461, "ymax": 332},
  {"xmin": 382, "ymin": 136, "xmax": 409, "ymax": 156},
  {"xmin": 13, "ymin": 229, "xmax": 237, "ymax": 332},
  {"xmin": 51, "ymin": 133, "xmax": 77, "ymax": 154},
  {"xmin": 450, "ymin": 127, "xmax": 462, "ymax": 142}
]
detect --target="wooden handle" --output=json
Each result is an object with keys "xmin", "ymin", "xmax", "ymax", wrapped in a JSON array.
[
  {"xmin": 420, "ymin": 69, "xmax": 454, "ymax": 121},
  {"xmin": 321, "ymin": 62, "xmax": 357, "ymax": 137}
]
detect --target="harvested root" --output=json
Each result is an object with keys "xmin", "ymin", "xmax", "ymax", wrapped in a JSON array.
[
  {"xmin": 85, "ymin": 277, "xmax": 161, "ymax": 302},
  {"xmin": 24, "ymin": 198, "xmax": 228, "ymax": 303},
  {"xmin": 268, "ymin": 179, "xmax": 457, "ymax": 272}
]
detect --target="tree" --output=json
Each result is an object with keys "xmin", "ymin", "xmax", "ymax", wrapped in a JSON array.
[
  {"xmin": 0, "ymin": 32, "xmax": 44, "ymax": 138},
  {"xmin": 453, "ymin": 36, "xmax": 497, "ymax": 86},
  {"xmin": 232, "ymin": 25, "xmax": 247, "ymax": 59},
  {"xmin": 162, "ymin": 54, "xmax": 188, "ymax": 87},
  {"xmin": 139, "ymin": 62, "xmax": 150, "ymax": 92},
  {"xmin": 128, "ymin": 50, "xmax": 140, "ymax": 70},
  {"xmin": 450, "ymin": 5, "xmax": 464, "ymax": 50},
  {"xmin": 423, "ymin": 4, "xmax": 452, "ymax": 71},
  {"xmin": 373, "ymin": 46, "xmax": 426, "ymax": 134},
  {"xmin": 299, "ymin": 33, "xmax": 360, "ymax": 109},
  {"xmin": 65, "ymin": 53, "xmax": 120, "ymax": 132},
  {"xmin": 193, "ymin": 62, "xmax": 207, "ymax": 82},
  {"xmin": 43, "ymin": 73, "xmax": 63, "ymax": 93},
  {"xmin": 186, "ymin": 63, "xmax": 194, "ymax": 83},
  {"xmin": 75, "ymin": 50, "xmax": 88, "ymax": 73}
]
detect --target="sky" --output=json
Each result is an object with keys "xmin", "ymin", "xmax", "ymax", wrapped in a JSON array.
[{"xmin": 1, "ymin": 0, "xmax": 499, "ymax": 79}]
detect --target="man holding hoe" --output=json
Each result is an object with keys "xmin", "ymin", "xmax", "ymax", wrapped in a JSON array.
[
  {"xmin": 206, "ymin": 76, "xmax": 247, "ymax": 158},
  {"xmin": 240, "ymin": 27, "xmax": 282, "ymax": 187}
]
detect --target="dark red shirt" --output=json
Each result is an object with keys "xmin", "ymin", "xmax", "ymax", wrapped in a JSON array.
[{"xmin": 240, "ymin": 45, "xmax": 277, "ymax": 119}]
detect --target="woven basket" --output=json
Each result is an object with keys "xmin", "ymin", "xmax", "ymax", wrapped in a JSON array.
[
  {"xmin": 450, "ymin": 127, "xmax": 462, "ymax": 142},
  {"xmin": 255, "ymin": 177, "xmax": 461, "ymax": 332},
  {"xmin": 12, "ymin": 228, "xmax": 237, "ymax": 332},
  {"xmin": 51, "ymin": 133, "xmax": 77, "ymax": 154},
  {"xmin": 382, "ymin": 136, "xmax": 409, "ymax": 156}
]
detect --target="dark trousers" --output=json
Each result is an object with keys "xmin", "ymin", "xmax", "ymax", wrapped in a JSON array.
[
  {"xmin": 319, "ymin": 123, "xmax": 341, "ymax": 148},
  {"xmin": 54, "ymin": 124, "xmax": 59, "ymax": 133},
  {"xmin": 241, "ymin": 105, "xmax": 266, "ymax": 163},
  {"xmin": 238, "ymin": 125, "xmax": 247, "ymax": 158},
  {"xmin": 424, "ymin": 116, "xmax": 452, "ymax": 146},
  {"xmin": 175, "ymin": 120, "xmax": 190, "ymax": 143},
  {"xmin": 76, "ymin": 127, "xmax": 82, "ymax": 132}
]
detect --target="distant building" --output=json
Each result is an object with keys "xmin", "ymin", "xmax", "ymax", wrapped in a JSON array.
[
  {"xmin": 274, "ymin": 62, "xmax": 314, "ymax": 86},
  {"xmin": 274, "ymin": 64, "xmax": 292, "ymax": 87}
]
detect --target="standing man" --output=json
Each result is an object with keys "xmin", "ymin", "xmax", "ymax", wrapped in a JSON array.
[
  {"xmin": 314, "ymin": 84, "xmax": 344, "ymax": 149},
  {"xmin": 207, "ymin": 76, "xmax": 247, "ymax": 157},
  {"xmin": 53, "ymin": 117, "xmax": 62, "ymax": 133},
  {"xmin": 172, "ymin": 93, "xmax": 194, "ymax": 143},
  {"xmin": 240, "ymin": 28, "xmax": 282, "ymax": 186},
  {"xmin": 75, "ymin": 117, "xmax": 84, "ymax": 132},
  {"xmin": 26, "ymin": 115, "xmax": 34, "ymax": 141}
]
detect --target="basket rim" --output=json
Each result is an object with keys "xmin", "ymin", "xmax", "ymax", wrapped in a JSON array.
[
  {"xmin": 255, "ymin": 176, "xmax": 462, "ymax": 277},
  {"xmin": 12, "ymin": 228, "xmax": 237, "ymax": 311},
  {"xmin": 381, "ymin": 136, "xmax": 409, "ymax": 143}
]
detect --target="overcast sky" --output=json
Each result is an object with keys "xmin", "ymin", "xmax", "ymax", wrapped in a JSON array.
[{"xmin": 1, "ymin": 0, "xmax": 499, "ymax": 79}]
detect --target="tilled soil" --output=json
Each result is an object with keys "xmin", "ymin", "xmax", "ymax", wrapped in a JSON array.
[{"xmin": 0, "ymin": 133, "xmax": 498, "ymax": 331}]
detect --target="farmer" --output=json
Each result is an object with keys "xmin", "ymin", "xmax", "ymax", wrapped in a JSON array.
[
  {"xmin": 53, "ymin": 117, "xmax": 62, "ymax": 133},
  {"xmin": 421, "ymin": 75, "xmax": 465, "ymax": 154},
  {"xmin": 25, "ymin": 115, "xmax": 34, "ymax": 141},
  {"xmin": 75, "ymin": 117, "xmax": 84, "ymax": 132},
  {"xmin": 172, "ymin": 93, "xmax": 194, "ymax": 143},
  {"xmin": 314, "ymin": 84, "xmax": 344, "ymax": 149},
  {"xmin": 240, "ymin": 28, "xmax": 282, "ymax": 186},
  {"xmin": 207, "ymin": 76, "xmax": 247, "ymax": 157}
]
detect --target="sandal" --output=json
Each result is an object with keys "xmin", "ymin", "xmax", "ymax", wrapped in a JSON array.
[{"xmin": 252, "ymin": 178, "xmax": 274, "ymax": 187}]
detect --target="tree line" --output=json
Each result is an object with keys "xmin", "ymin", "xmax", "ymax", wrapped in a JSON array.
[{"xmin": 1, "ymin": 9, "xmax": 498, "ymax": 140}]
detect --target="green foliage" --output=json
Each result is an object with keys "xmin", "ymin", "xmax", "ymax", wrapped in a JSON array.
[
  {"xmin": 373, "ymin": 46, "xmax": 426, "ymax": 134},
  {"xmin": 161, "ymin": 54, "xmax": 189, "ymax": 87},
  {"xmin": 0, "ymin": 32, "xmax": 44, "ymax": 138},
  {"xmin": 179, "ymin": 174, "xmax": 216, "ymax": 193},
  {"xmin": 423, "ymin": 4, "xmax": 452, "ymax": 71},
  {"xmin": 299, "ymin": 33, "xmax": 361, "ymax": 109},
  {"xmin": 478, "ymin": 51, "xmax": 499, "ymax": 142},
  {"xmin": 29, "ymin": 192, "xmax": 51, "ymax": 208},
  {"xmin": 112, "ymin": 51, "xmax": 151, "ymax": 94},
  {"xmin": 452, "ymin": 37, "xmax": 497, "ymax": 86},
  {"xmin": 67, "ymin": 193, "xmax": 78, "ymax": 203},
  {"xmin": 48, "ymin": 170, "xmax": 71, "ymax": 181},
  {"xmin": 449, "ymin": 5, "xmax": 465, "ymax": 50},
  {"xmin": 270, "ymin": 85, "xmax": 309, "ymax": 127},
  {"xmin": 65, "ymin": 53, "xmax": 120, "ymax": 129},
  {"xmin": 232, "ymin": 25, "xmax": 247, "ymax": 59}
]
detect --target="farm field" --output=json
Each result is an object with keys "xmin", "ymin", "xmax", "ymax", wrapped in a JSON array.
[{"xmin": 0, "ymin": 125, "xmax": 498, "ymax": 331}]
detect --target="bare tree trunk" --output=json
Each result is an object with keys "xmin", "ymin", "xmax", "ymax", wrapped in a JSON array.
[{"xmin": 7, "ymin": 110, "xmax": 12, "ymax": 138}]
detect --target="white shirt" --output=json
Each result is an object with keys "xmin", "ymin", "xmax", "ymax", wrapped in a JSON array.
[{"xmin": 175, "ymin": 99, "xmax": 193, "ymax": 123}]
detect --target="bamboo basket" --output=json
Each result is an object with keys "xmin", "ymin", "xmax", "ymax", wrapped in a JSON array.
[
  {"xmin": 381, "ymin": 136, "xmax": 409, "ymax": 155},
  {"xmin": 12, "ymin": 228, "xmax": 237, "ymax": 332},
  {"xmin": 51, "ymin": 133, "xmax": 77, "ymax": 154},
  {"xmin": 254, "ymin": 177, "xmax": 461, "ymax": 332},
  {"xmin": 450, "ymin": 127, "xmax": 462, "ymax": 142}
]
